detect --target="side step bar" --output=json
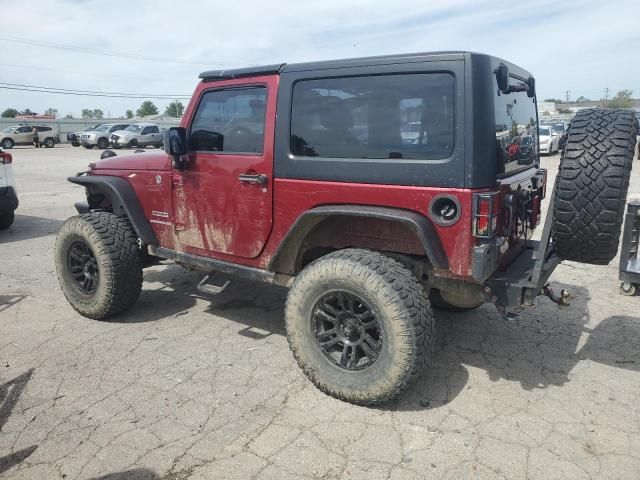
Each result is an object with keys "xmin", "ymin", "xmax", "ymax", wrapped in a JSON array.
[
  {"xmin": 147, "ymin": 246, "xmax": 294, "ymax": 288},
  {"xmin": 197, "ymin": 274, "xmax": 230, "ymax": 295}
]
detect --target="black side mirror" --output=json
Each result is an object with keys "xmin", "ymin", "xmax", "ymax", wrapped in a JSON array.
[
  {"xmin": 527, "ymin": 76, "xmax": 536, "ymax": 98},
  {"xmin": 164, "ymin": 127, "xmax": 187, "ymax": 169},
  {"xmin": 495, "ymin": 64, "xmax": 510, "ymax": 93}
]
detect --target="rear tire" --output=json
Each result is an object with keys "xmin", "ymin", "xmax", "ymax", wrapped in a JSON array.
[
  {"xmin": 0, "ymin": 211, "xmax": 15, "ymax": 229},
  {"xmin": 553, "ymin": 109, "xmax": 638, "ymax": 264},
  {"xmin": 1, "ymin": 138, "xmax": 14, "ymax": 149},
  {"xmin": 83, "ymin": 144, "xmax": 94, "ymax": 149},
  {"xmin": 97, "ymin": 138, "xmax": 109, "ymax": 149},
  {"xmin": 285, "ymin": 249, "xmax": 435, "ymax": 405},
  {"xmin": 72, "ymin": 142, "xmax": 80, "ymax": 147},
  {"xmin": 55, "ymin": 212, "xmax": 142, "ymax": 320}
]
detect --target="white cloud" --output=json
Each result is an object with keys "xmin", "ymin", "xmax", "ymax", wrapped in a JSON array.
[{"xmin": 0, "ymin": 0, "xmax": 637, "ymax": 116}]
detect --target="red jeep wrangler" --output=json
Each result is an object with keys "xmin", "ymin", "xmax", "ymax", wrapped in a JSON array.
[{"xmin": 55, "ymin": 52, "xmax": 638, "ymax": 404}]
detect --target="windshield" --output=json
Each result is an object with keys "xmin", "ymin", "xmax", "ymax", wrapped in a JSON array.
[
  {"xmin": 520, "ymin": 136, "xmax": 532, "ymax": 146},
  {"xmin": 2, "ymin": 127, "xmax": 14, "ymax": 133},
  {"xmin": 95, "ymin": 125, "xmax": 110, "ymax": 132},
  {"xmin": 553, "ymin": 124, "xmax": 565, "ymax": 132},
  {"xmin": 124, "ymin": 125, "xmax": 142, "ymax": 132},
  {"xmin": 539, "ymin": 126, "xmax": 551, "ymax": 136},
  {"xmin": 84, "ymin": 126, "xmax": 96, "ymax": 131}
]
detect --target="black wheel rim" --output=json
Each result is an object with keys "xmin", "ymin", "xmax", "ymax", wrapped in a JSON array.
[
  {"xmin": 66, "ymin": 240, "xmax": 99, "ymax": 295},
  {"xmin": 312, "ymin": 291, "xmax": 382, "ymax": 371}
]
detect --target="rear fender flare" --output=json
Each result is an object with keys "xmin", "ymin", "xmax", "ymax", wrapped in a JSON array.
[
  {"xmin": 68, "ymin": 175, "xmax": 157, "ymax": 245},
  {"xmin": 269, "ymin": 205, "xmax": 449, "ymax": 275}
]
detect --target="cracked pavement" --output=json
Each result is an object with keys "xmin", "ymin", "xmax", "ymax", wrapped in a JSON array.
[{"xmin": 1, "ymin": 145, "xmax": 639, "ymax": 479}]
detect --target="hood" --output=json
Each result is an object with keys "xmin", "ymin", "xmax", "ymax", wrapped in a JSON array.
[{"xmin": 92, "ymin": 151, "xmax": 171, "ymax": 171}]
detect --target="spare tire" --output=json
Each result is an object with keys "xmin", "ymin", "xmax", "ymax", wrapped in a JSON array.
[{"xmin": 553, "ymin": 109, "xmax": 638, "ymax": 264}]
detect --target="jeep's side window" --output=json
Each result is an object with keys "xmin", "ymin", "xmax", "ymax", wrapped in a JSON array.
[
  {"xmin": 290, "ymin": 73, "xmax": 454, "ymax": 160},
  {"xmin": 190, "ymin": 87, "xmax": 267, "ymax": 154}
]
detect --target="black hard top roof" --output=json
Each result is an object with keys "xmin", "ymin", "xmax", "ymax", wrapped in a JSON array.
[{"xmin": 199, "ymin": 51, "xmax": 473, "ymax": 80}]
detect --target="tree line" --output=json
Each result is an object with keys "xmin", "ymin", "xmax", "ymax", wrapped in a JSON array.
[
  {"xmin": 1, "ymin": 101, "xmax": 184, "ymax": 119},
  {"xmin": 543, "ymin": 90, "xmax": 635, "ymax": 109}
]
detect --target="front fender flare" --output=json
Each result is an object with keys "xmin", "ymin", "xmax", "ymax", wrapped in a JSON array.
[
  {"xmin": 68, "ymin": 175, "xmax": 157, "ymax": 245},
  {"xmin": 269, "ymin": 205, "xmax": 449, "ymax": 274}
]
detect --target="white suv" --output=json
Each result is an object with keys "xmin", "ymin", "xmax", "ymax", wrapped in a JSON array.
[{"xmin": 0, "ymin": 149, "xmax": 18, "ymax": 229}]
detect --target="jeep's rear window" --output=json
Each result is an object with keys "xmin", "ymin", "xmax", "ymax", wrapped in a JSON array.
[
  {"xmin": 290, "ymin": 73, "xmax": 454, "ymax": 160},
  {"xmin": 494, "ymin": 77, "xmax": 538, "ymax": 176}
]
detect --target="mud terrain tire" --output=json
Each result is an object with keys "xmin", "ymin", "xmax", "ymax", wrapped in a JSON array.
[
  {"xmin": 553, "ymin": 109, "xmax": 638, "ymax": 264},
  {"xmin": 55, "ymin": 212, "xmax": 142, "ymax": 320},
  {"xmin": 285, "ymin": 249, "xmax": 435, "ymax": 405}
]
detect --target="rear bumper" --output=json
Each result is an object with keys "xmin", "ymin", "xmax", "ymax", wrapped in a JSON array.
[
  {"xmin": 0, "ymin": 186, "xmax": 19, "ymax": 213},
  {"xmin": 487, "ymin": 241, "xmax": 561, "ymax": 309}
]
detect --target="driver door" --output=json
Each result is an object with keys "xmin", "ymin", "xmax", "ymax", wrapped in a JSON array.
[{"xmin": 172, "ymin": 76, "xmax": 277, "ymax": 259}]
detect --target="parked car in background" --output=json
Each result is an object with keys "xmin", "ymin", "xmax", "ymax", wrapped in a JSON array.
[
  {"xmin": 68, "ymin": 125, "xmax": 101, "ymax": 147},
  {"xmin": 80, "ymin": 123, "xmax": 130, "ymax": 149},
  {"xmin": 550, "ymin": 122, "xmax": 569, "ymax": 151},
  {"xmin": 0, "ymin": 125, "xmax": 60, "ymax": 149},
  {"xmin": 0, "ymin": 149, "xmax": 18, "ymax": 229},
  {"xmin": 518, "ymin": 134, "xmax": 535, "ymax": 164},
  {"xmin": 109, "ymin": 123, "xmax": 163, "ymax": 148},
  {"xmin": 538, "ymin": 124, "xmax": 559, "ymax": 155}
]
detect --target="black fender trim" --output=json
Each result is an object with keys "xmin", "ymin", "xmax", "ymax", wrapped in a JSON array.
[
  {"xmin": 269, "ymin": 205, "xmax": 449, "ymax": 274},
  {"xmin": 68, "ymin": 175, "xmax": 157, "ymax": 245}
]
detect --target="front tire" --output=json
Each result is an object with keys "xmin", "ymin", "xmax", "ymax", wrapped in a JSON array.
[
  {"xmin": 0, "ymin": 211, "xmax": 15, "ymax": 229},
  {"xmin": 44, "ymin": 137, "xmax": 55, "ymax": 148},
  {"xmin": 97, "ymin": 138, "xmax": 109, "ymax": 149},
  {"xmin": 285, "ymin": 249, "xmax": 435, "ymax": 405},
  {"xmin": 55, "ymin": 212, "xmax": 142, "ymax": 320}
]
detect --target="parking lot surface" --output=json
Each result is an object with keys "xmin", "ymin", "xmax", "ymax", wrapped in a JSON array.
[{"xmin": 1, "ymin": 145, "xmax": 640, "ymax": 480}]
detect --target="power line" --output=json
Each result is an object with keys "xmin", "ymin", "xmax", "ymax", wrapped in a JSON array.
[
  {"xmin": 0, "ymin": 82, "xmax": 189, "ymax": 98},
  {"xmin": 0, "ymin": 34, "xmax": 245, "ymax": 67},
  {"xmin": 0, "ymin": 61, "xmax": 194, "ymax": 82},
  {"xmin": 0, "ymin": 84, "xmax": 190, "ymax": 99}
]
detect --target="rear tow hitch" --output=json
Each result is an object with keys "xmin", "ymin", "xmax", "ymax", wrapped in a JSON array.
[{"xmin": 542, "ymin": 283, "xmax": 570, "ymax": 306}]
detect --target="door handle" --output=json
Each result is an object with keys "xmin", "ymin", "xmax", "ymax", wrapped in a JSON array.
[{"xmin": 238, "ymin": 173, "xmax": 268, "ymax": 185}]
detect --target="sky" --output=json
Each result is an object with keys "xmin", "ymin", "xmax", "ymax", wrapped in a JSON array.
[{"xmin": 0, "ymin": 0, "xmax": 638, "ymax": 118}]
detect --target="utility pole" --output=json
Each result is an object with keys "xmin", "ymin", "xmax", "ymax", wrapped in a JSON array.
[
  {"xmin": 565, "ymin": 90, "xmax": 571, "ymax": 103},
  {"xmin": 604, "ymin": 88, "xmax": 609, "ymax": 108}
]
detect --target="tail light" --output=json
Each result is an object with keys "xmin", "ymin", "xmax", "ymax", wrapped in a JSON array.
[
  {"xmin": 473, "ymin": 192, "xmax": 500, "ymax": 238},
  {"xmin": 0, "ymin": 152, "xmax": 12, "ymax": 164},
  {"xmin": 529, "ymin": 195, "xmax": 541, "ymax": 227},
  {"xmin": 535, "ymin": 168, "xmax": 548, "ymax": 198}
]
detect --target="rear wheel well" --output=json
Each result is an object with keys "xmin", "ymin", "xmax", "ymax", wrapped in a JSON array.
[{"xmin": 278, "ymin": 215, "xmax": 429, "ymax": 275}]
